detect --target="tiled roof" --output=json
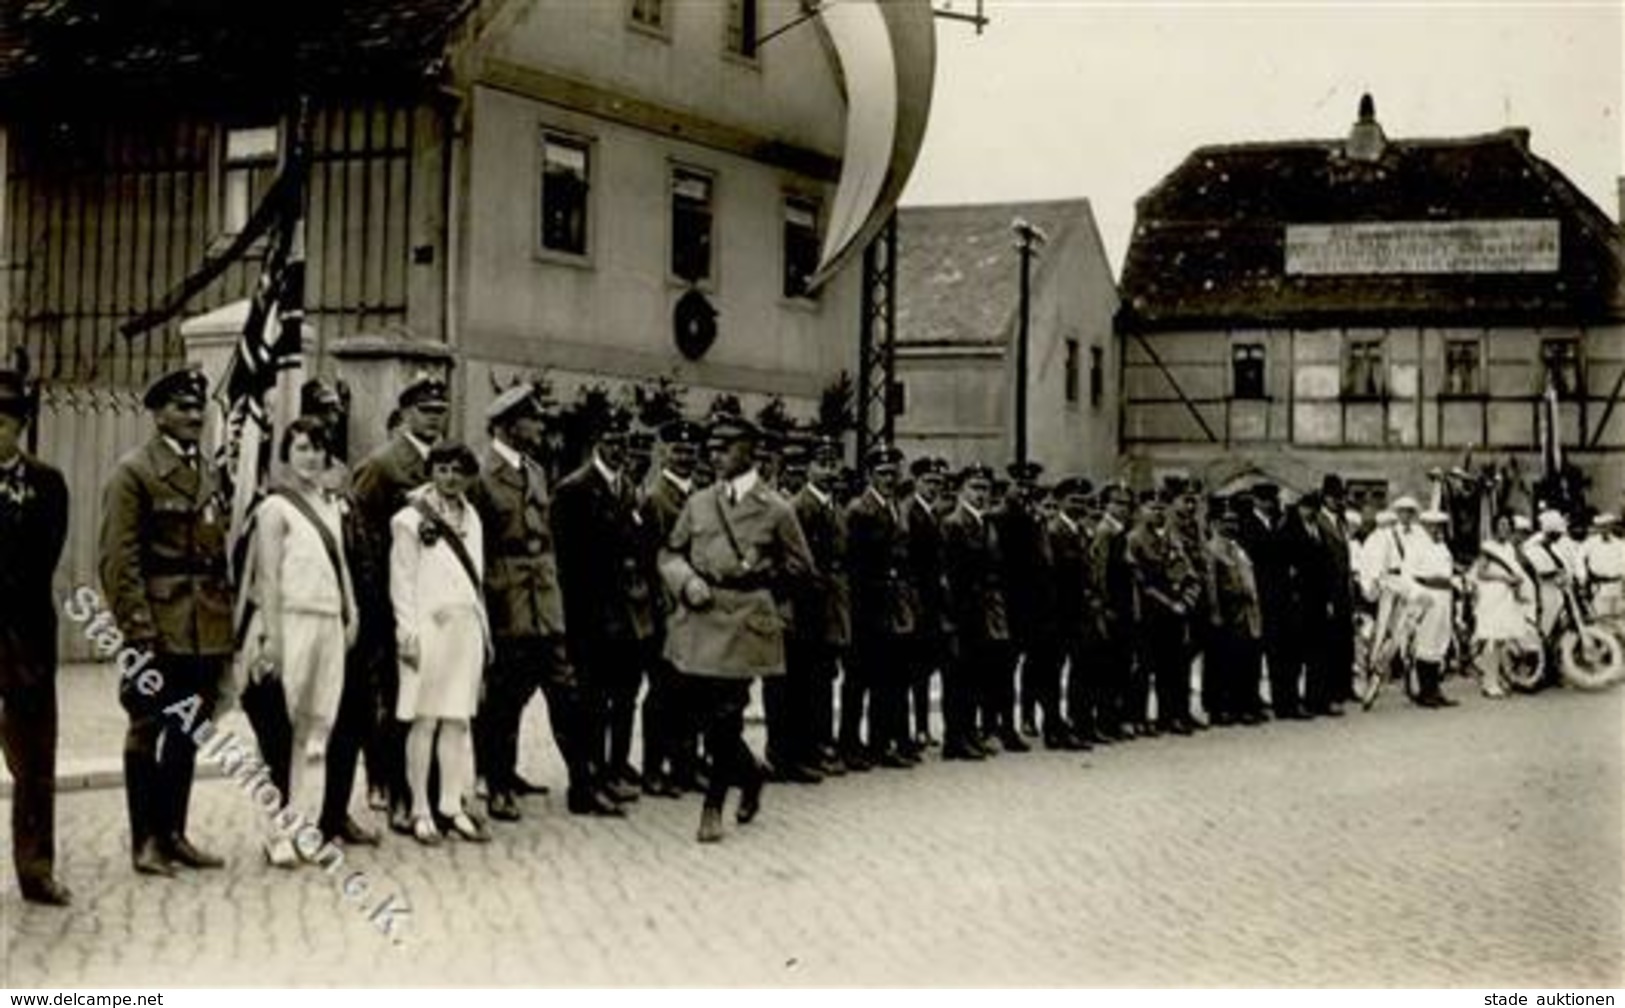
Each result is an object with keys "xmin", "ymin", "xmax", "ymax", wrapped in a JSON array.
[
  {"xmin": 897, "ymin": 199, "xmax": 1098, "ymax": 346},
  {"xmin": 0, "ymin": 0, "xmax": 479, "ymax": 109},
  {"xmin": 1119, "ymin": 122, "xmax": 1625, "ymax": 331}
]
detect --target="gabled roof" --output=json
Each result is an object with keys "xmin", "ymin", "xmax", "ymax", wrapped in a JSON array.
[
  {"xmin": 1119, "ymin": 114, "xmax": 1625, "ymax": 332},
  {"xmin": 0, "ymin": 0, "xmax": 481, "ymax": 112},
  {"xmin": 897, "ymin": 199, "xmax": 1101, "ymax": 347}
]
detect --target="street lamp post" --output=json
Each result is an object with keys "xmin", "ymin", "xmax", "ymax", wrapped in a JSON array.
[{"xmin": 1011, "ymin": 217, "xmax": 1047, "ymax": 467}]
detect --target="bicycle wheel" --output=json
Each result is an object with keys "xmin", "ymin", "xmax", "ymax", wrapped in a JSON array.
[
  {"xmin": 1559, "ymin": 625, "xmax": 1624, "ymax": 690},
  {"xmin": 1502, "ymin": 640, "xmax": 1545, "ymax": 692}
]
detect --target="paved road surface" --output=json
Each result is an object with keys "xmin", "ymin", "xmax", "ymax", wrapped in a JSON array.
[{"xmin": 2, "ymin": 685, "xmax": 1620, "ymax": 986}]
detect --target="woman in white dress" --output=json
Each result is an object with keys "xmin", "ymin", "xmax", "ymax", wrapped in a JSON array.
[
  {"xmin": 1471, "ymin": 513, "xmax": 1536, "ymax": 698},
  {"xmin": 390, "ymin": 441, "xmax": 491, "ymax": 845},
  {"xmin": 253, "ymin": 418, "xmax": 358, "ymax": 867}
]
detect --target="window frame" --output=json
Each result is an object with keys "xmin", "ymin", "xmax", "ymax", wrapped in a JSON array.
[
  {"xmin": 1231, "ymin": 342, "xmax": 1267, "ymax": 400},
  {"xmin": 669, "ymin": 164, "xmax": 717, "ymax": 288},
  {"xmin": 1540, "ymin": 337, "xmax": 1583, "ymax": 400},
  {"xmin": 1063, "ymin": 338, "xmax": 1081, "ymax": 406},
  {"xmin": 1343, "ymin": 336, "xmax": 1388, "ymax": 400},
  {"xmin": 219, "ymin": 124, "xmax": 280, "ymax": 238},
  {"xmin": 627, "ymin": 0, "xmax": 669, "ymax": 37},
  {"xmin": 724, "ymin": 0, "xmax": 762, "ymax": 63},
  {"xmin": 1441, "ymin": 336, "xmax": 1485, "ymax": 399},
  {"xmin": 536, "ymin": 129, "xmax": 594, "ymax": 264},
  {"xmin": 1089, "ymin": 345, "xmax": 1104, "ymax": 408},
  {"xmin": 781, "ymin": 194, "xmax": 822, "ymax": 302}
]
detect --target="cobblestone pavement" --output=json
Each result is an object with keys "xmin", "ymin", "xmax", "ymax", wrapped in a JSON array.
[{"xmin": 2, "ymin": 682, "xmax": 1621, "ymax": 987}]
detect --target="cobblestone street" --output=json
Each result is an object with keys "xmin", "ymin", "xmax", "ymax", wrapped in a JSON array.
[{"xmin": 3, "ymin": 683, "xmax": 1621, "ymax": 987}]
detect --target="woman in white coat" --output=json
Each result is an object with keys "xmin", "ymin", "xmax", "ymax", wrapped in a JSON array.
[
  {"xmin": 390, "ymin": 441, "xmax": 491, "ymax": 845},
  {"xmin": 1402, "ymin": 510, "xmax": 1460, "ymax": 708}
]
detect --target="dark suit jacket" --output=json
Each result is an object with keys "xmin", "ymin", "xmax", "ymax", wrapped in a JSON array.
[
  {"xmin": 1235, "ymin": 507, "xmax": 1296, "ymax": 635},
  {"xmin": 1047, "ymin": 513, "xmax": 1093, "ymax": 645},
  {"xmin": 350, "ymin": 434, "xmax": 429, "ymax": 630},
  {"xmin": 997, "ymin": 501, "xmax": 1056, "ymax": 642},
  {"xmin": 1284, "ymin": 512, "xmax": 1335, "ymax": 624},
  {"xmin": 98, "ymin": 437, "xmax": 234, "ymax": 656},
  {"xmin": 0, "ymin": 454, "xmax": 68, "ymax": 689},
  {"xmin": 1315, "ymin": 508, "xmax": 1355, "ymax": 619},
  {"xmin": 845, "ymin": 488, "xmax": 918, "ymax": 641},
  {"xmin": 1089, "ymin": 516, "xmax": 1136, "ymax": 641},
  {"xmin": 552, "ymin": 459, "xmax": 647, "ymax": 658},
  {"xmin": 790, "ymin": 486, "xmax": 850, "ymax": 647},
  {"xmin": 905, "ymin": 495, "xmax": 952, "ymax": 639},
  {"xmin": 941, "ymin": 505, "xmax": 1009, "ymax": 646},
  {"xmin": 470, "ymin": 446, "xmax": 566, "ymax": 640}
]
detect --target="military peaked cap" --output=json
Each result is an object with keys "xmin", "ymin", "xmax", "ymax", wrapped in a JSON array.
[
  {"xmin": 143, "ymin": 365, "xmax": 208, "ymax": 410},
  {"xmin": 659, "ymin": 419, "xmax": 707, "ymax": 446},
  {"xmin": 486, "ymin": 383, "xmax": 544, "ymax": 425},
  {"xmin": 0, "ymin": 370, "xmax": 34, "ymax": 419},
  {"xmin": 865, "ymin": 442, "xmax": 904, "ymax": 468},
  {"xmin": 398, "ymin": 373, "xmax": 449, "ymax": 410}
]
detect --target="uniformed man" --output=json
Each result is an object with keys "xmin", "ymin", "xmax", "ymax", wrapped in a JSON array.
[
  {"xmin": 843, "ymin": 443, "xmax": 919, "ymax": 769},
  {"xmin": 1043, "ymin": 477, "xmax": 1094, "ymax": 749},
  {"xmin": 940, "ymin": 464, "xmax": 1008, "ymax": 759},
  {"xmin": 351, "ymin": 372, "xmax": 448, "ymax": 833},
  {"xmin": 771, "ymin": 435, "xmax": 850, "ymax": 782},
  {"xmin": 904, "ymin": 456, "xmax": 952, "ymax": 750},
  {"xmin": 471, "ymin": 385, "xmax": 619, "ymax": 820},
  {"xmin": 0, "ymin": 371, "xmax": 72, "ymax": 904},
  {"xmin": 998, "ymin": 461, "xmax": 1048, "ymax": 750},
  {"xmin": 100, "ymin": 365, "xmax": 231, "ymax": 875},
  {"xmin": 637, "ymin": 418, "xmax": 706, "ymax": 797},
  {"xmin": 552, "ymin": 411, "xmax": 646, "ymax": 805},
  {"xmin": 1169, "ymin": 485, "xmax": 1212, "ymax": 729},
  {"xmin": 1088, "ymin": 484, "xmax": 1137, "ymax": 739},
  {"xmin": 659, "ymin": 416, "xmax": 814, "ymax": 843},
  {"xmin": 1206, "ymin": 500, "xmax": 1266, "ymax": 726},
  {"xmin": 1126, "ymin": 490, "xmax": 1197, "ymax": 736}
]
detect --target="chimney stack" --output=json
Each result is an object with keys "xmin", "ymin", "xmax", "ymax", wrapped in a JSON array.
[{"xmin": 1345, "ymin": 93, "xmax": 1387, "ymax": 163}]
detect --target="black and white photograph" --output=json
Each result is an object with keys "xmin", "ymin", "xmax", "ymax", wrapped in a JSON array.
[{"xmin": 0, "ymin": 0, "xmax": 1621, "ymax": 992}]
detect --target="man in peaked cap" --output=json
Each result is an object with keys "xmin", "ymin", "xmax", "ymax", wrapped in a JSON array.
[
  {"xmin": 552, "ymin": 407, "xmax": 651, "ymax": 807},
  {"xmin": 470, "ymin": 385, "xmax": 618, "ymax": 820},
  {"xmin": 997, "ymin": 460, "xmax": 1050, "ymax": 749},
  {"xmin": 639, "ymin": 418, "xmax": 707, "ymax": 797},
  {"xmin": 0, "ymin": 371, "xmax": 72, "ymax": 904},
  {"xmin": 1039, "ymin": 478, "xmax": 1094, "ymax": 750},
  {"xmin": 770, "ymin": 434, "xmax": 850, "ymax": 784},
  {"xmin": 1088, "ymin": 483, "xmax": 1138, "ymax": 739},
  {"xmin": 350, "ymin": 369, "xmax": 450, "ymax": 833},
  {"xmin": 100, "ymin": 365, "xmax": 232, "ymax": 876},
  {"xmin": 904, "ymin": 454, "xmax": 951, "ymax": 750},
  {"xmin": 841, "ymin": 441, "xmax": 919, "ymax": 769},
  {"xmin": 659, "ymin": 414, "xmax": 814, "ymax": 843},
  {"xmin": 939, "ymin": 463, "xmax": 1008, "ymax": 759}
]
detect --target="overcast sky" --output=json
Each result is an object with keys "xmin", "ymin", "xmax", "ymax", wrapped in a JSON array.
[{"xmin": 900, "ymin": 0, "xmax": 1624, "ymax": 275}]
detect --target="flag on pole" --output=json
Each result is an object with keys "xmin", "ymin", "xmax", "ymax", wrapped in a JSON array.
[
  {"xmin": 1540, "ymin": 370, "xmax": 1563, "ymax": 480},
  {"xmin": 215, "ymin": 103, "xmax": 310, "ymax": 585}
]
